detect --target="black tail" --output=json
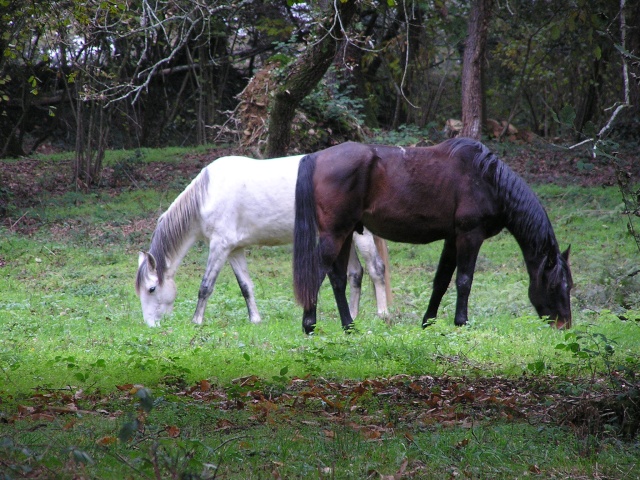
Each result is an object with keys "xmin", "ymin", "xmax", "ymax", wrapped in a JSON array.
[{"xmin": 293, "ymin": 154, "xmax": 322, "ymax": 309}]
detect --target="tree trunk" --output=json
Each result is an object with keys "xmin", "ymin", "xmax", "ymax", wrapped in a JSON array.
[
  {"xmin": 265, "ymin": 0, "xmax": 358, "ymax": 157},
  {"xmin": 74, "ymin": 97, "xmax": 110, "ymax": 188},
  {"xmin": 461, "ymin": 0, "xmax": 493, "ymax": 140}
]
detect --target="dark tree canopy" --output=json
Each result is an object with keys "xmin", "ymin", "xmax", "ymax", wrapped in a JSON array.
[{"xmin": 0, "ymin": 0, "xmax": 635, "ymax": 172}]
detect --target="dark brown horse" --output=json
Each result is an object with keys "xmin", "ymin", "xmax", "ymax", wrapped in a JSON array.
[{"xmin": 293, "ymin": 138, "xmax": 572, "ymax": 334}]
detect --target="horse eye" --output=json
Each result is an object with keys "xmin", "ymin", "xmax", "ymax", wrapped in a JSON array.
[{"xmin": 149, "ymin": 286, "xmax": 156, "ymax": 294}]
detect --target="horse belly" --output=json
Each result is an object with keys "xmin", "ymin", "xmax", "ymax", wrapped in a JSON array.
[
  {"xmin": 209, "ymin": 204, "xmax": 295, "ymax": 247},
  {"xmin": 362, "ymin": 210, "xmax": 453, "ymax": 244}
]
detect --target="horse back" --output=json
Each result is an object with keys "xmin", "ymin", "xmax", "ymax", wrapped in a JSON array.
[
  {"xmin": 199, "ymin": 154, "xmax": 305, "ymax": 245},
  {"xmin": 363, "ymin": 143, "xmax": 502, "ymax": 243}
]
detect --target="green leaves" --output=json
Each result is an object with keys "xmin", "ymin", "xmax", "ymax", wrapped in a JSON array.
[
  {"xmin": 526, "ymin": 359, "xmax": 547, "ymax": 374},
  {"xmin": 135, "ymin": 386, "xmax": 155, "ymax": 413},
  {"xmin": 558, "ymin": 105, "xmax": 576, "ymax": 126},
  {"xmin": 272, "ymin": 365, "xmax": 289, "ymax": 384},
  {"xmin": 555, "ymin": 330, "xmax": 618, "ymax": 382},
  {"xmin": 27, "ymin": 75, "xmax": 38, "ymax": 96},
  {"xmin": 117, "ymin": 418, "xmax": 139, "ymax": 442},
  {"xmin": 49, "ymin": 355, "xmax": 106, "ymax": 383},
  {"xmin": 593, "ymin": 45, "xmax": 602, "ymax": 60}
]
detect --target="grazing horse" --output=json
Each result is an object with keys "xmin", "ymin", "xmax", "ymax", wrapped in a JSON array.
[
  {"xmin": 135, "ymin": 154, "xmax": 391, "ymax": 327},
  {"xmin": 293, "ymin": 138, "xmax": 572, "ymax": 334}
]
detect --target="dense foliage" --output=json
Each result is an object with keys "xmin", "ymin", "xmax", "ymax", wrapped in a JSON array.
[{"xmin": 0, "ymin": 0, "xmax": 637, "ymax": 161}]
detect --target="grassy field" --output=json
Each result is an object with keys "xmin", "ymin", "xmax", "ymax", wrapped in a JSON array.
[{"xmin": 1, "ymin": 149, "xmax": 639, "ymax": 478}]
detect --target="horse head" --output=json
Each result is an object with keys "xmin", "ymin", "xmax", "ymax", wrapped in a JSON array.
[
  {"xmin": 136, "ymin": 251, "xmax": 177, "ymax": 327},
  {"xmin": 528, "ymin": 246, "xmax": 572, "ymax": 328}
]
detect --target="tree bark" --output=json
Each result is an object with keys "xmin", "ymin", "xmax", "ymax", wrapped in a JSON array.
[
  {"xmin": 461, "ymin": 0, "xmax": 493, "ymax": 140},
  {"xmin": 265, "ymin": 0, "xmax": 358, "ymax": 157}
]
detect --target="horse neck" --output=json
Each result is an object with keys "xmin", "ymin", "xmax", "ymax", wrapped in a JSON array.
[
  {"xmin": 150, "ymin": 168, "xmax": 208, "ymax": 280},
  {"xmin": 150, "ymin": 226, "xmax": 197, "ymax": 280}
]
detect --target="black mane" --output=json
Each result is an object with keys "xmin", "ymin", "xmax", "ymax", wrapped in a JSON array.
[{"xmin": 446, "ymin": 137, "xmax": 558, "ymax": 256}]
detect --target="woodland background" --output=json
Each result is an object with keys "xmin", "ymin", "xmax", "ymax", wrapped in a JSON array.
[{"xmin": 0, "ymin": 0, "xmax": 638, "ymax": 188}]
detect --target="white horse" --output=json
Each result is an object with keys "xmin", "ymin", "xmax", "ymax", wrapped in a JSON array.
[{"xmin": 135, "ymin": 154, "xmax": 391, "ymax": 327}]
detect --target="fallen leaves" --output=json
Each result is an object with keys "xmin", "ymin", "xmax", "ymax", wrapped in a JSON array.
[
  {"xmin": 5, "ymin": 374, "xmax": 638, "ymax": 447},
  {"xmin": 7, "ymin": 388, "xmax": 121, "ymax": 425}
]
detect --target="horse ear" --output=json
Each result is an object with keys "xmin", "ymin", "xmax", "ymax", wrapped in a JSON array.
[
  {"xmin": 147, "ymin": 252, "xmax": 157, "ymax": 271},
  {"xmin": 561, "ymin": 245, "xmax": 571, "ymax": 262},
  {"xmin": 139, "ymin": 251, "xmax": 157, "ymax": 272}
]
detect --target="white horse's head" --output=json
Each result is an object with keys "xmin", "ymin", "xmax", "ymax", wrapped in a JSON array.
[{"xmin": 136, "ymin": 251, "xmax": 177, "ymax": 327}]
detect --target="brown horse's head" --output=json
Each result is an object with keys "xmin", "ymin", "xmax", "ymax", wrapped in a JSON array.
[{"xmin": 528, "ymin": 246, "xmax": 572, "ymax": 328}]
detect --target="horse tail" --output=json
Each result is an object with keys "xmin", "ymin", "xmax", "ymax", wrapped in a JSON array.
[
  {"xmin": 293, "ymin": 154, "xmax": 322, "ymax": 309},
  {"xmin": 373, "ymin": 235, "xmax": 392, "ymax": 305}
]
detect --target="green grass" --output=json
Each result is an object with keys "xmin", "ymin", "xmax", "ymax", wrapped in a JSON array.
[
  {"xmin": 1, "ymin": 155, "xmax": 639, "ymax": 478},
  {"xmin": 30, "ymin": 144, "xmax": 219, "ymax": 165}
]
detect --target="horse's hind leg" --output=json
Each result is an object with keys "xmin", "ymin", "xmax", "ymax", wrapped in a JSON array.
[
  {"xmin": 353, "ymin": 231, "xmax": 389, "ymax": 317},
  {"xmin": 302, "ymin": 268, "xmax": 324, "ymax": 334},
  {"xmin": 423, "ymin": 238, "xmax": 457, "ymax": 327},
  {"xmin": 346, "ymin": 242, "xmax": 363, "ymax": 319},
  {"xmin": 302, "ymin": 305, "xmax": 318, "ymax": 335},
  {"xmin": 326, "ymin": 235, "xmax": 355, "ymax": 331},
  {"xmin": 228, "ymin": 248, "xmax": 261, "ymax": 324},
  {"xmin": 193, "ymin": 241, "xmax": 230, "ymax": 325}
]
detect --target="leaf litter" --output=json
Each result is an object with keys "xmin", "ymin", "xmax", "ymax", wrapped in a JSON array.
[{"xmin": 5, "ymin": 374, "xmax": 638, "ymax": 441}]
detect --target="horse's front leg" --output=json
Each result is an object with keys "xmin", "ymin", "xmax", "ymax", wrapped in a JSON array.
[
  {"xmin": 192, "ymin": 241, "xmax": 230, "ymax": 325},
  {"xmin": 228, "ymin": 248, "xmax": 261, "ymax": 324},
  {"xmin": 327, "ymin": 235, "xmax": 355, "ymax": 331},
  {"xmin": 423, "ymin": 238, "xmax": 457, "ymax": 327},
  {"xmin": 452, "ymin": 232, "xmax": 483, "ymax": 327}
]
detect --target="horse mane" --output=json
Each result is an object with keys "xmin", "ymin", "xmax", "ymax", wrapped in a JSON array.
[
  {"xmin": 444, "ymin": 137, "xmax": 558, "ymax": 257},
  {"xmin": 136, "ymin": 168, "xmax": 210, "ymax": 289}
]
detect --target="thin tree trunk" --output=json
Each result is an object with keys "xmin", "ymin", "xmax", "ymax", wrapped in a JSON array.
[
  {"xmin": 74, "ymin": 96, "xmax": 110, "ymax": 189},
  {"xmin": 461, "ymin": 0, "xmax": 493, "ymax": 140},
  {"xmin": 265, "ymin": 0, "xmax": 358, "ymax": 157}
]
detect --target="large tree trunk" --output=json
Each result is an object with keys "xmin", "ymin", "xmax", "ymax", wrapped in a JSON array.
[
  {"xmin": 265, "ymin": 0, "xmax": 358, "ymax": 157},
  {"xmin": 461, "ymin": 0, "xmax": 493, "ymax": 140}
]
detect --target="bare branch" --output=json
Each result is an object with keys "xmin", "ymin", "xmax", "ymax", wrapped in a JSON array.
[{"xmin": 568, "ymin": 0, "xmax": 631, "ymax": 155}]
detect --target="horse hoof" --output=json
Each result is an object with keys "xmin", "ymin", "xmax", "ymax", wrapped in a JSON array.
[
  {"xmin": 454, "ymin": 319, "xmax": 467, "ymax": 327},
  {"xmin": 422, "ymin": 319, "xmax": 435, "ymax": 328},
  {"xmin": 303, "ymin": 325, "xmax": 315, "ymax": 335},
  {"xmin": 343, "ymin": 323, "xmax": 355, "ymax": 334}
]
